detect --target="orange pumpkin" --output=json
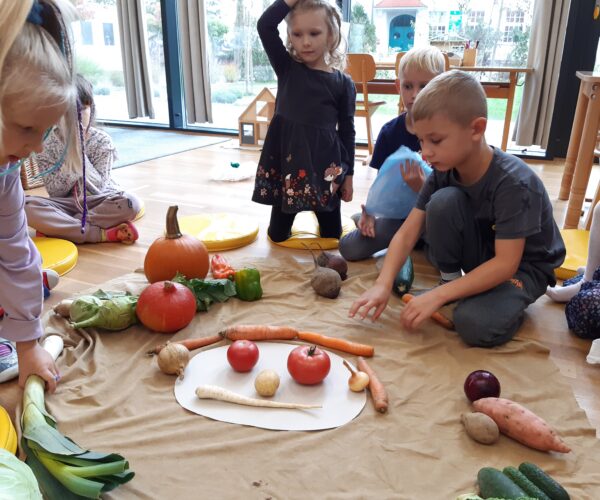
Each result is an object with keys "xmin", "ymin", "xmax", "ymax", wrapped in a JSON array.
[
  {"xmin": 136, "ymin": 281, "xmax": 197, "ymax": 333},
  {"xmin": 144, "ymin": 205, "xmax": 209, "ymax": 283}
]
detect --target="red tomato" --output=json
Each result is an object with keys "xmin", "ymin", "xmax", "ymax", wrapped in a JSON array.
[
  {"xmin": 227, "ymin": 340, "xmax": 259, "ymax": 372},
  {"xmin": 287, "ymin": 345, "xmax": 331, "ymax": 385}
]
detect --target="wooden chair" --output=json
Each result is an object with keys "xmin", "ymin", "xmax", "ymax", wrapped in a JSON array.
[
  {"xmin": 394, "ymin": 51, "xmax": 450, "ymax": 114},
  {"xmin": 345, "ymin": 53, "xmax": 385, "ymax": 155}
]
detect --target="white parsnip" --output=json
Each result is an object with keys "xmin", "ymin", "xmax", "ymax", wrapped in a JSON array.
[{"xmin": 195, "ymin": 385, "xmax": 321, "ymax": 409}]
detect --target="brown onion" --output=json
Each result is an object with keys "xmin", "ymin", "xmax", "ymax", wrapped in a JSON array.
[{"xmin": 157, "ymin": 342, "xmax": 190, "ymax": 379}]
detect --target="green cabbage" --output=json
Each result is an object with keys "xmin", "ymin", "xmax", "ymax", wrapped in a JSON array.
[{"xmin": 0, "ymin": 449, "xmax": 42, "ymax": 499}]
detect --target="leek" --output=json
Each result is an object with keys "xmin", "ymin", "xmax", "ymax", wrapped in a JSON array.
[{"xmin": 21, "ymin": 376, "xmax": 134, "ymax": 499}]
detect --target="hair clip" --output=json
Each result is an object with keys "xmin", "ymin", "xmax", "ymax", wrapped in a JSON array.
[{"xmin": 26, "ymin": 1, "xmax": 44, "ymax": 25}]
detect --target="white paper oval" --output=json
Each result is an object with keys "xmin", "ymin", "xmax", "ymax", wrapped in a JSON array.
[{"xmin": 174, "ymin": 342, "xmax": 367, "ymax": 431}]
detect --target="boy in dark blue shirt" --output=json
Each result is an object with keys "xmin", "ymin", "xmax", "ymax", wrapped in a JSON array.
[{"xmin": 340, "ymin": 47, "xmax": 445, "ymax": 261}]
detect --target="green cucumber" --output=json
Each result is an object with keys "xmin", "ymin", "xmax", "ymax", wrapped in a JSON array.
[
  {"xmin": 477, "ymin": 467, "xmax": 527, "ymax": 499},
  {"xmin": 519, "ymin": 462, "xmax": 570, "ymax": 500},
  {"xmin": 503, "ymin": 466, "xmax": 551, "ymax": 500},
  {"xmin": 392, "ymin": 255, "xmax": 414, "ymax": 296}
]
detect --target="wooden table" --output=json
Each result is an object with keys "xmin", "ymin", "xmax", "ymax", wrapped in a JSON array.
[
  {"xmin": 558, "ymin": 71, "xmax": 600, "ymax": 229},
  {"xmin": 372, "ymin": 63, "xmax": 533, "ymax": 151}
]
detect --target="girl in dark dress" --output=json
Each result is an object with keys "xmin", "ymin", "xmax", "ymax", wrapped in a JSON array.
[{"xmin": 252, "ymin": 0, "xmax": 356, "ymax": 242}]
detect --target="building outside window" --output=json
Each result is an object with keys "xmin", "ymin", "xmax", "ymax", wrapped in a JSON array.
[
  {"xmin": 502, "ymin": 9, "xmax": 525, "ymax": 43},
  {"xmin": 81, "ymin": 21, "xmax": 93, "ymax": 45},
  {"xmin": 467, "ymin": 10, "xmax": 484, "ymax": 26},
  {"xmin": 103, "ymin": 22, "xmax": 114, "ymax": 46}
]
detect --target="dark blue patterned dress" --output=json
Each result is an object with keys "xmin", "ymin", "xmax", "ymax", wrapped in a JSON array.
[{"xmin": 252, "ymin": 0, "xmax": 356, "ymax": 214}]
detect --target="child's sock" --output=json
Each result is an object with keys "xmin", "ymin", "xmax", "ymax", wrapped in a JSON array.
[
  {"xmin": 546, "ymin": 280, "xmax": 584, "ymax": 303},
  {"xmin": 440, "ymin": 271, "xmax": 462, "ymax": 283},
  {"xmin": 102, "ymin": 222, "xmax": 139, "ymax": 245},
  {"xmin": 27, "ymin": 227, "xmax": 46, "ymax": 238},
  {"xmin": 587, "ymin": 338, "xmax": 600, "ymax": 365}
]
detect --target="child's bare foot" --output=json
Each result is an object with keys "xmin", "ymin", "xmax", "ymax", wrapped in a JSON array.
[{"xmin": 103, "ymin": 222, "xmax": 139, "ymax": 244}]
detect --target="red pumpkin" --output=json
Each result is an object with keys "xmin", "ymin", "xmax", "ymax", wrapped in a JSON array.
[
  {"xmin": 144, "ymin": 205, "xmax": 209, "ymax": 283},
  {"xmin": 136, "ymin": 281, "xmax": 196, "ymax": 333}
]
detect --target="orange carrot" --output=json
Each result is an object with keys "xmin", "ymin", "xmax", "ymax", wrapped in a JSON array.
[
  {"xmin": 401, "ymin": 293, "xmax": 454, "ymax": 330},
  {"xmin": 219, "ymin": 325, "xmax": 298, "ymax": 341},
  {"xmin": 473, "ymin": 397, "xmax": 571, "ymax": 453},
  {"xmin": 147, "ymin": 334, "xmax": 223, "ymax": 356},
  {"xmin": 297, "ymin": 331, "xmax": 374, "ymax": 357},
  {"xmin": 357, "ymin": 356, "xmax": 388, "ymax": 414}
]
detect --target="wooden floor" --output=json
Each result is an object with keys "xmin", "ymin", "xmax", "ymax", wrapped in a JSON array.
[{"xmin": 35, "ymin": 138, "xmax": 600, "ymax": 436}]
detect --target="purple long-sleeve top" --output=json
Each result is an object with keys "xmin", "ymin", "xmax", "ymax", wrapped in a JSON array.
[{"xmin": 0, "ymin": 164, "xmax": 44, "ymax": 342}]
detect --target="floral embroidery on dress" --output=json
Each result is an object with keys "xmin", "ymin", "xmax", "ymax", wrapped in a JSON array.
[{"xmin": 255, "ymin": 166, "xmax": 333, "ymax": 211}]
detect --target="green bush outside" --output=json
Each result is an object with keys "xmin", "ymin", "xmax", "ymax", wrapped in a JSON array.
[
  {"xmin": 109, "ymin": 70, "xmax": 125, "ymax": 88},
  {"xmin": 75, "ymin": 56, "xmax": 105, "ymax": 86},
  {"xmin": 213, "ymin": 87, "xmax": 244, "ymax": 104}
]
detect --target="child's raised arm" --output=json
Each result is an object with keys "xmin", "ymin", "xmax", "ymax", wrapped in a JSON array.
[{"xmin": 257, "ymin": 0, "xmax": 294, "ymax": 77}]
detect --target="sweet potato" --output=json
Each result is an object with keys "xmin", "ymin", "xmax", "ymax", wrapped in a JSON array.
[{"xmin": 472, "ymin": 397, "xmax": 571, "ymax": 453}]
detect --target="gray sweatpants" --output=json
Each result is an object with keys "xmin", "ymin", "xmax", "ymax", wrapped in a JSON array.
[
  {"xmin": 339, "ymin": 217, "xmax": 405, "ymax": 261},
  {"xmin": 424, "ymin": 187, "xmax": 548, "ymax": 347},
  {"xmin": 25, "ymin": 191, "xmax": 142, "ymax": 244}
]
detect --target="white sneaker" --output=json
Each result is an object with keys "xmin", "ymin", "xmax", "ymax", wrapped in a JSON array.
[
  {"xmin": 43, "ymin": 269, "xmax": 59, "ymax": 290},
  {"xmin": 0, "ymin": 340, "xmax": 18, "ymax": 383}
]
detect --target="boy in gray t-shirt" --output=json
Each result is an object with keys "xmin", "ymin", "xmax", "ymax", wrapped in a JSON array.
[{"xmin": 349, "ymin": 70, "xmax": 565, "ymax": 347}]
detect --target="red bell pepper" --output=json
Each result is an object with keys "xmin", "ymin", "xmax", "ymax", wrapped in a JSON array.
[{"xmin": 210, "ymin": 254, "xmax": 236, "ymax": 280}]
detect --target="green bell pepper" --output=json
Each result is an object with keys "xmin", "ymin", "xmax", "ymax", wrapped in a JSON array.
[{"xmin": 234, "ymin": 267, "xmax": 263, "ymax": 301}]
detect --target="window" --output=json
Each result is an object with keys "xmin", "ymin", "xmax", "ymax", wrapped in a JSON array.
[
  {"xmin": 502, "ymin": 25, "xmax": 522, "ymax": 43},
  {"xmin": 503, "ymin": 8, "xmax": 525, "ymax": 43},
  {"xmin": 73, "ymin": 0, "xmax": 167, "ymax": 125},
  {"xmin": 506, "ymin": 9, "xmax": 525, "ymax": 24},
  {"xmin": 428, "ymin": 11, "xmax": 447, "ymax": 40},
  {"xmin": 81, "ymin": 21, "xmax": 93, "ymax": 45},
  {"xmin": 467, "ymin": 10, "xmax": 485, "ymax": 26},
  {"xmin": 103, "ymin": 23, "xmax": 114, "ymax": 46},
  {"xmin": 429, "ymin": 25, "xmax": 447, "ymax": 39}
]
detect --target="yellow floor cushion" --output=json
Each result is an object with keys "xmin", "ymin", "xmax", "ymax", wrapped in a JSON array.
[
  {"xmin": 133, "ymin": 200, "xmax": 146, "ymax": 221},
  {"xmin": 178, "ymin": 213, "xmax": 259, "ymax": 251},
  {"xmin": 271, "ymin": 212, "xmax": 355, "ymax": 250},
  {"xmin": 555, "ymin": 229, "xmax": 589, "ymax": 280},
  {"xmin": 32, "ymin": 237, "xmax": 78, "ymax": 276}
]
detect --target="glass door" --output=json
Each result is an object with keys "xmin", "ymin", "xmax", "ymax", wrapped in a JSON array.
[{"xmin": 72, "ymin": 0, "xmax": 168, "ymax": 125}]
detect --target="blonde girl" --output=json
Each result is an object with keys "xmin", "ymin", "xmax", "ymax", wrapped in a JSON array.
[
  {"xmin": 252, "ymin": 0, "xmax": 356, "ymax": 242},
  {"xmin": 0, "ymin": 0, "xmax": 78, "ymax": 392}
]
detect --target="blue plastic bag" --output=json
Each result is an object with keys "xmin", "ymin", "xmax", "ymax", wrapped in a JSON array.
[{"xmin": 365, "ymin": 146, "xmax": 431, "ymax": 219}]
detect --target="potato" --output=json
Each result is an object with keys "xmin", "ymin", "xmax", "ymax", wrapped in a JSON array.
[
  {"xmin": 461, "ymin": 412, "xmax": 500, "ymax": 445},
  {"xmin": 254, "ymin": 369, "xmax": 280, "ymax": 397}
]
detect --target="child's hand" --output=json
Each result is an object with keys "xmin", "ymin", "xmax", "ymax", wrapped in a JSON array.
[
  {"xmin": 399, "ymin": 291, "xmax": 446, "ymax": 330},
  {"xmin": 400, "ymin": 160, "xmax": 426, "ymax": 193},
  {"xmin": 16, "ymin": 340, "xmax": 60, "ymax": 393},
  {"xmin": 339, "ymin": 176, "xmax": 353, "ymax": 202},
  {"xmin": 357, "ymin": 204, "xmax": 375, "ymax": 238},
  {"xmin": 348, "ymin": 282, "xmax": 391, "ymax": 321}
]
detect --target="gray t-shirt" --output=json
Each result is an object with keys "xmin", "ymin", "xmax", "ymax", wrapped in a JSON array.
[{"xmin": 415, "ymin": 147, "xmax": 565, "ymax": 281}]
